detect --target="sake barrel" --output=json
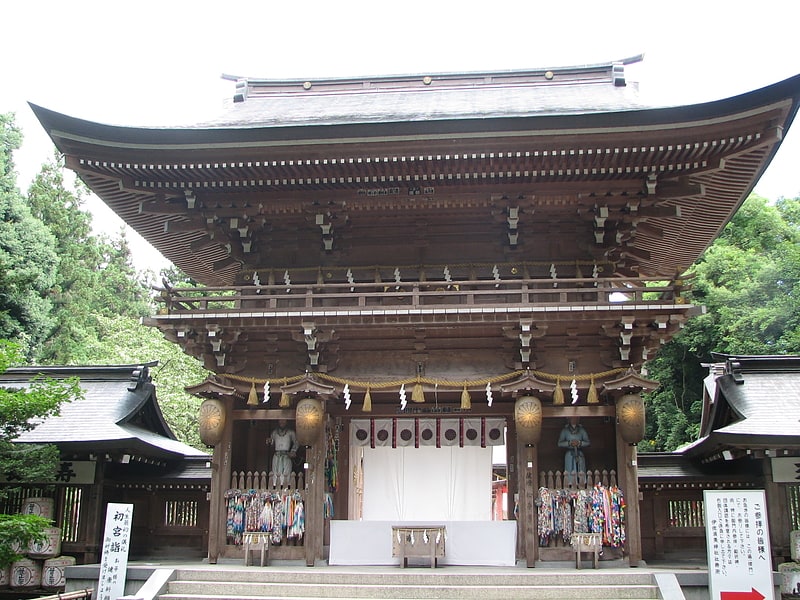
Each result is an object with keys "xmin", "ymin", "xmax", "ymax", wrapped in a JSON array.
[
  {"xmin": 779, "ymin": 561, "xmax": 800, "ymax": 596},
  {"xmin": 42, "ymin": 556, "xmax": 76, "ymax": 589},
  {"xmin": 10, "ymin": 558, "xmax": 42, "ymax": 589},
  {"xmin": 791, "ymin": 529, "xmax": 800, "ymax": 562},
  {"xmin": 21, "ymin": 497, "xmax": 54, "ymax": 521},
  {"xmin": 28, "ymin": 527, "xmax": 61, "ymax": 558},
  {"xmin": 0, "ymin": 565, "xmax": 10, "ymax": 588}
]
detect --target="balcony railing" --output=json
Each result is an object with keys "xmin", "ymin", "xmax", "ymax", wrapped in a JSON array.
[{"xmin": 153, "ymin": 277, "xmax": 689, "ymax": 317}]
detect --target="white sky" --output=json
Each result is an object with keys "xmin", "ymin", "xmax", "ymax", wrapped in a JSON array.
[{"xmin": 3, "ymin": 1, "xmax": 800, "ymax": 271}]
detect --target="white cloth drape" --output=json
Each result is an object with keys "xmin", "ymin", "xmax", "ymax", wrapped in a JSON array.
[{"xmin": 361, "ymin": 445, "xmax": 492, "ymax": 521}]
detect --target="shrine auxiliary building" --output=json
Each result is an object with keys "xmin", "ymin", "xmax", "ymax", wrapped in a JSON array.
[{"xmin": 32, "ymin": 57, "xmax": 800, "ymax": 567}]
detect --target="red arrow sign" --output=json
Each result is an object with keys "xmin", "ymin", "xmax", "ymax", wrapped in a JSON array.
[{"xmin": 720, "ymin": 589, "xmax": 765, "ymax": 600}]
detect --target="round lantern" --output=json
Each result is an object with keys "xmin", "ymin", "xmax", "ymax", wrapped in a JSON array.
[
  {"xmin": 616, "ymin": 393, "xmax": 645, "ymax": 444},
  {"xmin": 514, "ymin": 395, "xmax": 543, "ymax": 446},
  {"xmin": 198, "ymin": 398, "xmax": 226, "ymax": 446},
  {"xmin": 295, "ymin": 397, "xmax": 324, "ymax": 446}
]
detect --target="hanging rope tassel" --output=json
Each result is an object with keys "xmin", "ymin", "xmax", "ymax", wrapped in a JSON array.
[
  {"xmin": 362, "ymin": 386, "xmax": 372, "ymax": 412},
  {"xmin": 279, "ymin": 392, "xmax": 291, "ymax": 408},
  {"xmin": 553, "ymin": 376, "xmax": 565, "ymax": 405},
  {"xmin": 412, "ymin": 380, "xmax": 425, "ymax": 403},
  {"xmin": 587, "ymin": 376, "xmax": 599, "ymax": 404},
  {"xmin": 460, "ymin": 383, "xmax": 472, "ymax": 409},
  {"xmin": 247, "ymin": 381, "xmax": 259, "ymax": 406}
]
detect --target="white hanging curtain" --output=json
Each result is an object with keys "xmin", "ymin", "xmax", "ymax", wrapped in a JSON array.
[{"xmin": 361, "ymin": 445, "xmax": 493, "ymax": 521}]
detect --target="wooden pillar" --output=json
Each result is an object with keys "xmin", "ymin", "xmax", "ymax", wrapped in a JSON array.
[
  {"xmin": 616, "ymin": 434, "xmax": 642, "ymax": 566},
  {"xmin": 305, "ymin": 419, "xmax": 326, "ymax": 566},
  {"xmin": 762, "ymin": 459, "xmax": 789, "ymax": 561},
  {"xmin": 337, "ymin": 417, "xmax": 350, "ymax": 525},
  {"xmin": 652, "ymin": 491, "xmax": 666, "ymax": 560},
  {"xmin": 517, "ymin": 435, "xmax": 539, "ymax": 567},
  {"xmin": 84, "ymin": 460, "xmax": 106, "ymax": 563},
  {"xmin": 208, "ymin": 396, "xmax": 234, "ymax": 563}
]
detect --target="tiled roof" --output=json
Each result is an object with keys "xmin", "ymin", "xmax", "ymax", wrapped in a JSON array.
[
  {"xmin": 203, "ymin": 64, "xmax": 645, "ymax": 127},
  {"xmin": 3, "ymin": 364, "xmax": 207, "ymax": 459},
  {"xmin": 683, "ymin": 355, "xmax": 800, "ymax": 458},
  {"xmin": 714, "ymin": 371, "xmax": 800, "ymax": 441}
]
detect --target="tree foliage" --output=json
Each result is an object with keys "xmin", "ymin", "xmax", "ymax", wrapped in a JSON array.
[
  {"xmin": 26, "ymin": 156, "xmax": 152, "ymax": 364},
  {"xmin": 0, "ymin": 340, "xmax": 82, "ymax": 566},
  {"xmin": 0, "ymin": 513, "xmax": 51, "ymax": 568},
  {"xmin": 1, "ymin": 113, "xmax": 207, "ymax": 453},
  {"xmin": 643, "ymin": 195, "xmax": 800, "ymax": 451},
  {"xmin": 0, "ymin": 114, "xmax": 58, "ymax": 357}
]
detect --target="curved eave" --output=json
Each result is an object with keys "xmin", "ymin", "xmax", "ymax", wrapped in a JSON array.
[
  {"xmin": 28, "ymin": 74, "xmax": 800, "ymax": 286},
  {"xmin": 28, "ymin": 73, "xmax": 800, "ymax": 151}
]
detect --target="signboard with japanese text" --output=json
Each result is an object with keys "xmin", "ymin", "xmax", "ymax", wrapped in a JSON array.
[
  {"xmin": 1, "ymin": 460, "xmax": 95, "ymax": 484},
  {"xmin": 97, "ymin": 503, "xmax": 133, "ymax": 600},
  {"xmin": 704, "ymin": 490, "xmax": 774, "ymax": 600}
]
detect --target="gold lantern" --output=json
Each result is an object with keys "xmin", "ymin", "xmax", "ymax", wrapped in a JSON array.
[
  {"xmin": 514, "ymin": 395, "xmax": 543, "ymax": 446},
  {"xmin": 616, "ymin": 393, "xmax": 646, "ymax": 444},
  {"xmin": 198, "ymin": 398, "xmax": 226, "ymax": 446},
  {"xmin": 295, "ymin": 397, "xmax": 324, "ymax": 446}
]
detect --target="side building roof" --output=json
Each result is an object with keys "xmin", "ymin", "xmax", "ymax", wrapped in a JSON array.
[
  {"xmin": 3, "ymin": 363, "xmax": 208, "ymax": 461},
  {"xmin": 680, "ymin": 355, "xmax": 800, "ymax": 461}
]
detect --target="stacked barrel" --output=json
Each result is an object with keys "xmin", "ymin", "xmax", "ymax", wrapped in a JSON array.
[
  {"xmin": 0, "ymin": 497, "xmax": 76, "ymax": 593},
  {"xmin": 779, "ymin": 531, "xmax": 800, "ymax": 598}
]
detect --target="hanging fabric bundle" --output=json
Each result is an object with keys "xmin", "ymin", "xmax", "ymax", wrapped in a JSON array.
[
  {"xmin": 412, "ymin": 380, "xmax": 425, "ymax": 403},
  {"xmin": 362, "ymin": 385, "xmax": 372, "ymax": 412},
  {"xmin": 247, "ymin": 381, "xmax": 259, "ymax": 406},
  {"xmin": 460, "ymin": 383, "xmax": 472, "ymax": 409},
  {"xmin": 553, "ymin": 376, "xmax": 565, "ymax": 405},
  {"xmin": 279, "ymin": 391, "xmax": 291, "ymax": 408},
  {"xmin": 586, "ymin": 376, "xmax": 599, "ymax": 404}
]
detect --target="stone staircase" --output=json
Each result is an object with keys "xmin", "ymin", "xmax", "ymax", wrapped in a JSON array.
[{"xmin": 157, "ymin": 566, "xmax": 661, "ymax": 600}]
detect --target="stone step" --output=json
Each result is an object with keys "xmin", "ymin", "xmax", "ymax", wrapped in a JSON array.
[
  {"xmin": 171, "ymin": 566, "xmax": 655, "ymax": 586},
  {"xmin": 159, "ymin": 568, "xmax": 659, "ymax": 600},
  {"xmin": 162, "ymin": 582, "xmax": 658, "ymax": 600}
]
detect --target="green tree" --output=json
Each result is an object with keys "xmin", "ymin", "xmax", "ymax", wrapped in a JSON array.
[
  {"xmin": 0, "ymin": 114, "xmax": 59, "ymax": 358},
  {"xmin": 643, "ymin": 194, "xmax": 800, "ymax": 451},
  {"xmin": 0, "ymin": 340, "xmax": 82, "ymax": 567},
  {"xmin": 25, "ymin": 156, "xmax": 152, "ymax": 364}
]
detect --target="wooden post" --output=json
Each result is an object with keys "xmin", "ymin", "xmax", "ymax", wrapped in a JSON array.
[
  {"xmin": 305, "ymin": 420, "xmax": 326, "ymax": 566},
  {"xmin": 518, "ymin": 437, "xmax": 538, "ymax": 567},
  {"xmin": 84, "ymin": 460, "xmax": 106, "ymax": 563},
  {"xmin": 616, "ymin": 434, "xmax": 642, "ymax": 566},
  {"xmin": 208, "ymin": 397, "xmax": 234, "ymax": 563},
  {"xmin": 762, "ymin": 459, "xmax": 789, "ymax": 562}
]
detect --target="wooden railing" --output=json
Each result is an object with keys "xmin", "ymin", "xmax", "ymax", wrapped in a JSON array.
[
  {"xmin": 538, "ymin": 469, "xmax": 618, "ymax": 490},
  {"xmin": 229, "ymin": 470, "xmax": 305, "ymax": 491},
  {"xmin": 154, "ymin": 276, "xmax": 688, "ymax": 316}
]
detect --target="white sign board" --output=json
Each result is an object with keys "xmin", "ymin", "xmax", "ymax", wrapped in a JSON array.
[
  {"xmin": 97, "ymin": 503, "xmax": 133, "ymax": 600},
  {"xmin": 704, "ymin": 490, "xmax": 774, "ymax": 600}
]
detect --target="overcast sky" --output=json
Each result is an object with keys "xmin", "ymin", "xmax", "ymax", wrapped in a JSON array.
[{"xmin": 4, "ymin": 1, "xmax": 800, "ymax": 270}]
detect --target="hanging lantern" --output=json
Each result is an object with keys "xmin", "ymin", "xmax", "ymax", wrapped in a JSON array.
[
  {"xmin": 616, "ymin": 393, "xmax": 645, "ymax": 444},
  {"xmin": 295, "ymin": 397, "xmax": 324, "ymax": 446},
  {"xmin": 198, "ymin": 398, "xmax": 226, "ymax": 446},
  {"xmin": 514, "ymin": 395, "xmax": 543, "ymax": 446}
]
